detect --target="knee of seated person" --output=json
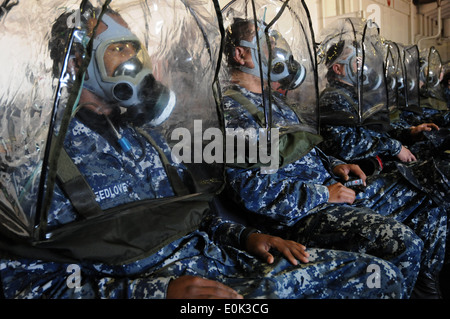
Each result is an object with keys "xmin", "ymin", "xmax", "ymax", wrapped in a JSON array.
[
  {"xmin": 371, "ymin": 260, "xmax": 406, "ymax": 299},
  {"xmin": 399, "ymin": 228, "xmax": 424, "ymax": 258}
]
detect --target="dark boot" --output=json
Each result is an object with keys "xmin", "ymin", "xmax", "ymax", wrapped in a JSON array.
[{"xmin": 410, "ymin": 272, "xmax": 442, "ymax": 299}]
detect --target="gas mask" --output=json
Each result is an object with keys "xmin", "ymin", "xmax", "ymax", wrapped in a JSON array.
[
  {"xmin": 407, "ymin": 78, "xmax": 416, "ymax": 92},
  {"xmin": 397, "ymin": 76, "xmax": 404, "ymax": 91},
  {"xmin": 386, "ymin": 74, "xmax": 397, "ymax": 92},
  {"xmin": 384, "ymin": 60, "xmax": 397, "ymax": 93},
  {"xmin": 335, "ymin": 45, "xmax": 382, "ymax": 90},
  {"xmin": 423, "ymin": 69, "xmax": 441, "ymax": 88},
  {"xmin": 237, "ymin": 23, "xmax": 306, "ymax": 89},
  {"xmin": 420, "ymin": 61, "xmax": 437, "ymax": 87},
  {"xmin": 398, "ymin": 76, "xmax": 417, "ymax": 100},
  {"xmin": 79, "ymin": 14, "xmax": 176, "ymax": 126},
  {"xmin": 269, "ymin": 30, "xmax": 306, "ymax": 90}
]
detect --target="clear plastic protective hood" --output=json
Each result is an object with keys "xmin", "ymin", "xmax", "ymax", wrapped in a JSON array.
[
  {"xmin": 384, "ymin": 40, "xmax": 402, "ymax": 112},
  {"xmin": 420, "ymin": 46, "xmax": 445, "ymax": 101},
  {"xmin": 0, "ymin": 0, "xmax": 224, "ymax": 251},
  {"xmin": 219, "ymin": 0, "xmax": 320, "ymax": 135},
  {"xmin": 383, "ymin": 41, "xmax": 421, "ymax": 115},
  {"xmin": 317, "ymin": 17, "xmax": 390, "ymax": 129},
  {"xmin": 400, "ymin": 44, "xmax": 421, "ymax": 113}
]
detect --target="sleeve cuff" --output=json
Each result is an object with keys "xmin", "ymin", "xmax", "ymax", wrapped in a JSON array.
[
  {"xmin": 391, "ymin": 140, "xmax": 403, "ymax": 156},
  {"xmin": 239, "ymin": 227, "xmax": 261, "ymax": 249}
]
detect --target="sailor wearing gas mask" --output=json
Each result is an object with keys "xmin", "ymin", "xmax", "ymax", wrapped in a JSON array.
[
  {"xmin": 319, "ymin": 38, "xmax": 448, "ymax": 177},
  {"xmin": 396, "ymin": 51, "xmax": 450, "ymax": 162},
  {"xmin": 44, "ymin": 15, "xmax": 183, "ymax": 224},
  {"xmin": 0, "ymin": 2, "xmax": 410, "ymax": 300},
  {"xmin": 393, "ymin": 45, "xmax": 449, "ymax": 158},
  {"xmin": 385, "ymin": 43, "xmax": 449, "ymax": 180},
  {"xmin": 319, "ymin": 41, "xmax": 440, "ymax": 164},
  {"xmin": 317, "ymin": 19, "xmax": 448, "ymax": 298},
  {"xmin": 418, "ymin": 49, "xmax": 450, "ymax": 122},
  {"xmin": 217, "ymin": 7, "xmax": 430, "ymax": 298}
]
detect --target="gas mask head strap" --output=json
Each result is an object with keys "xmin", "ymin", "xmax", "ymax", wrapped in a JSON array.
[{"xmin": 237, "ymin": 21, "xmax": 269, "ymax": 80}]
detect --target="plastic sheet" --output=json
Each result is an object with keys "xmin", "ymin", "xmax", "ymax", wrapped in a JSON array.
[
  {"xmin": 220, "ymin": 0, "xmax": 320, "ymax": 135},
  {"xmin": 420, "ymin": 46, "xmax": 445, "ymax": 101},
  {"xmin": 0, "ymin": 0, "xmax": 223, "ymax": 251},
  {"xmin": 317, "ymin": 17, "xmax": 390, "ymax": 128}
]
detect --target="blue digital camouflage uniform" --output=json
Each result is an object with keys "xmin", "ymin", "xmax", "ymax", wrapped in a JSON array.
[
  {"xmin": 0, "ymin": 227, "xmax": 409, "ymax": 299},
  {"xmin": 392, "ymin": 86, "xmax": 450, "ymax": 150},
  {"xmin": 394, "ymin": 89, "xmax": 450, "ymax": 163},
  {"xmin": 398, "ymin": 107, "xmax": 450, "ymax": 128},
  {"xmin": 46, "ymin": 113, "xmax": 180, "ymax": 228},
  {"xmin": 319, "ymin": 81, "xmax": 405, "ymax": 161},
  {"xmin": 391, "ymin": 81, "xmax": 450, "ymax": 160},
  {"xmin": 318, "ymin": 80, "xmax": 448, "ymax": 278},
  {"xmin": 318, "ymin": 79, "xmax": 449, "ymax": 181},
  {"xmin": 0, "ymin": 109, "xmax": 409, "ymax": 299},
  {"xmin": 221, "ymin": 84, "xmax": 426, "ymax": 298},
  {"xmin": 319, "ymin": 80, "xmax": 450, "ymax": 165},
  {"xmin": 389, "ymin": 106, "xmax": 450, "ymax": 183}
]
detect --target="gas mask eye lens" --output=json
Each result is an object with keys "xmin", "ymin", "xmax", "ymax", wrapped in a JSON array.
[{"xmin": 113, "ymin": 57, "xmax": 143, "ymax": 78}]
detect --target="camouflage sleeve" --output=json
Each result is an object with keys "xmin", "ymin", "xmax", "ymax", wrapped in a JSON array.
[
  {"xmin": 200, "ymin": 209, "xmax": 249, "ymax": 249},
  {"xmin": 315, "ymin": 147, "xmax": 347, "ymax": 171},
  {"xmin": 223, "ymin": 97, "xmax": 260, "ymax": 130},
  {"xmin": 388, "ymin": 126, "xmax": 415, "ymax": 146},
  {"xmin": 321, "ymin": 124, "xmax": 403, "ymax": 161},
  {"xmin": 226, "ymin": 167, "xmax": 330, "ymax": 227},
  {"xmin": 223, "ymin": 91, "xmax": 330, "ymax": 226},
  {"xmin": 328, "ymin": 156, "xmax": 347, "ymax": 170},
  {"xmin": 47, "ymin": 183, "xmax": 78, "ymax": 228}
]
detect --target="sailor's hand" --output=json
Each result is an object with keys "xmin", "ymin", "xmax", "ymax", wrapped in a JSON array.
[
  {"xmin": 167, "ymin": 275, "xmax": 243, "ymax": 299},
  {"xmin": 246, "ymin": 233, "xmax": 309, "ymax": 265}
]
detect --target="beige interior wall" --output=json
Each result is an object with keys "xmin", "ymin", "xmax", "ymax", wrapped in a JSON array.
[{"xmin": 305, "ymin": 0, "xmax": 413, "ymax": 44}]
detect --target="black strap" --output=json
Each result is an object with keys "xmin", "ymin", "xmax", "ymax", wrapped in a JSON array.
[
  {"xmin": 136, "ymin": 127, "xmax": 191, "ymax": 197},
  {"xmin": 56, "ymin": 147, "xmax": 103, "ymax": 219}
]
